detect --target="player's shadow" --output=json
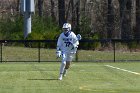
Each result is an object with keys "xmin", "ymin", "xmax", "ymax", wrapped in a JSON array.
[{"xmin": 27, "ymin": 78, "xmax": 58, "ymax": 81}]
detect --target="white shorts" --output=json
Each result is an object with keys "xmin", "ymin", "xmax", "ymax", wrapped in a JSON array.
[{"xmin": 62, "ymin": 53, "xmax": 75, "ymax": 63}]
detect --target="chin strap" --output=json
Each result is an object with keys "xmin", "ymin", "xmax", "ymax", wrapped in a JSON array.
[{"xmin": 64, "ymin": 31, "xmax": 71, "ymax": 37}]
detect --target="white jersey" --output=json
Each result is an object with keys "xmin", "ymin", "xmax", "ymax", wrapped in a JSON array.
[{"xmin": 57, "ymin": 31, "xmax": 79, "ymax": 54}]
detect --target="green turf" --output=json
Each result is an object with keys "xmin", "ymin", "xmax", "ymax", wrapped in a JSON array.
[
  {"xmin": 0, "ymin": 62, "xmax": 140, "ymax": 93},
  {"xmin": 2, "ymin": 46, "xmax": 140, "ymax": 62}
]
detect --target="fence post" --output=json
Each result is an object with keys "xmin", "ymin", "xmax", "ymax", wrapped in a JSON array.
[
  {"xmin": 75, "ymin": 51, "xmax": 78, "ymax": 62},
  {"xmin": 38, "ymin": 42, "xmax": 41, "ymax": 63},
  {"xmin": 113, "ymin": 40, "xmax": 116, "ymax": 62},
  {"xmin": 0, "ymin": 43, "xmax": 2, "ymax": 63}
]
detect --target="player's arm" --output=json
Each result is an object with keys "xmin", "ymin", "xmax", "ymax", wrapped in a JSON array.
[
  {"xmin": 69, "ymin": 33, "xmax": 80, "ymax": 50},
  {"xmin": 73, "ymin": 33, "xmax": 80, "ymax": 46},
  {"xmin": 56, "ymin": 35, "xmax": 62, "ymax": 58}
]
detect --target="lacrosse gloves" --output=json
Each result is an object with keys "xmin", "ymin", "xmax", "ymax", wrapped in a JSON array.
[{"xmin": 56, "ymin": 51, "xmax": 61, "ymax": 58}]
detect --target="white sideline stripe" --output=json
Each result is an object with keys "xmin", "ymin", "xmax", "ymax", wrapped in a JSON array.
[{"xmin": 105, "ymin": 65, "xmax": 140, "ymax": 75}]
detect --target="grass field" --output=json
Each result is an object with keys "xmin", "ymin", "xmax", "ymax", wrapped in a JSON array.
[
  {"xmin": 0, "ymin": 62, "xmax": 140, "ymax": 93},
  {"xmin": 2, "ymin": 46, "xmax": 140, "ymax": 62}
]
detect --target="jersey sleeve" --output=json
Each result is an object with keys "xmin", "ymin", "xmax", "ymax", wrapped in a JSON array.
[
  {"xmin": 57, "ymin": 34, "xmax": 63, "ymax": 51},
  {"xmin": 72, "ymin": 32, "xmax": 79, "ymax": 48}
]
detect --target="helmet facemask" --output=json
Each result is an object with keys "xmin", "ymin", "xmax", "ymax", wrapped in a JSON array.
[{"xmin": 62, "ymin": 23, "xmax": 71, "ymax": 36}]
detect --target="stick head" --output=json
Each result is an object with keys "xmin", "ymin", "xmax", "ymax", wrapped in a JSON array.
[{"xmin": 77, "ymin": 34, "xmax": 82, "ymax": 40}]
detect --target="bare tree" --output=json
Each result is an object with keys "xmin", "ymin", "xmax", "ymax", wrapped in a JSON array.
[
  {"xmin": 16, "ymin": 0, "xmax": 20, "ymax": 12},
  {"xmin": 38, "ymin": 0, "xmax": 44, "ymax": 17},
  {"xmin": 107, "ymin": 0, "xmax": 114, "ymax": 38},
  {"xmin": 119, "ymin": 0, "xmax": 133, "ymax": 39},
  {"xmin": 58, "ymin": 0, "xmax": 65, "ymax": 27},
  {"xmin": 50, "ymin": 0, "xmax": 56, "ymax": 21},
  {"xmin": 112, "ymin": 0, "xmax": 121, "ymax": 39},
  {"xmin": 135, "ymin": 0, "xmax": 140, "ymax": 38},
  {"xmin": 65, "ymin": 0, "xmax": 80, "ymax": 31}
]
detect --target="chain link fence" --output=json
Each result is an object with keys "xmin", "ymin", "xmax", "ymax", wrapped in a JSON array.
[{"xmin": 0, "ymin": 39, "xmax": 140, "ymax": 62}]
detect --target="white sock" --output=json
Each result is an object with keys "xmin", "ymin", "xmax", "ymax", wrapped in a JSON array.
[
  {"xmin": 59, "ymin": 74, "xmax": 63, "ymax": 80},
  {"xmin": 60, "ymin": 62, "xmax": 66, "ymax": 74}
]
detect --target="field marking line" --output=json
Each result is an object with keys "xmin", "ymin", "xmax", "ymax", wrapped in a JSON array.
[{"xmin": 105, "ymin": 65, "xmax": 140, "ymax": 75}]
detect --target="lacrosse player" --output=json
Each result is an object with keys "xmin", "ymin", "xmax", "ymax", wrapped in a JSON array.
[{"xmin": 56, "ymin": 23, "xmax": 81, "ymax": 80}]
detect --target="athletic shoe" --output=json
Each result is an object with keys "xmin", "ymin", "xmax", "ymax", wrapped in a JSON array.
[{"xmin": 58, "ymin": 75, "xmax": 63, "ymax": 80}]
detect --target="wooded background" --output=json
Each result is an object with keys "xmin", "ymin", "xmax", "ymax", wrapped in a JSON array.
[{"xmin": 0, "ymin": 0, "xmax": 140, "ymax": 40}]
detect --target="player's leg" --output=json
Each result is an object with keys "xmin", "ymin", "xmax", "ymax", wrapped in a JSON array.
[
  {"xmin": 63, "ymin": 53, "xmax": 74, "ymax": 77},
  {"xmin": 63, "ymin": 62, "xmax": 70, "ymax": 77},
  {"xmin": 59, "ymin": 62, "xmax": 66, "ymax": 80},
  {"xmin": 59, "ymin": 53, "xmax": 66, "ymax": 80},
  {"xmin": 65, "ymin": 61, "xmax": 71, "ymax": 69}
]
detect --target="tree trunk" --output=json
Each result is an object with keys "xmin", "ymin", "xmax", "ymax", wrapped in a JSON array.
[
  {"xmin": 58, "ymin": 0, "xmax": 65, "ymax": 27},
  {"xmin": 76, "ymin": 0, "xmax": 80, "ymax": 34},
  {"xmin": 135, "ymin": 0, "xmax": 140, "ymax": 38},
  {"xmin": 16, "ymin": 0, "xmax": 20, "ymax": 12},
  {"xmin": 107, "ymin": 0, "xmax": 114, "ymax": 38},
  {"xmin": 50, "ymin": 0, "xmax": 56, "ymax": 21},
  {"xmin": 38, "ymin": 0, "xmax": 43, "ymax": 17},
  {"xmin": 112, "ymin": 0, "xmax": 121, "ymax": 39},
  {"xmin": 119, "ymin": 0, "xmax": 132, "ymax": 39},
  {"xmin": 131, "ymin": 0, "xmax": 136, "ymax": 38}
]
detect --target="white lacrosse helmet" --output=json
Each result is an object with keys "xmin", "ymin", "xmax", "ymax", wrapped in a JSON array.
[{"xmin": 62, "ymin": 23, "xmax": 71, "ymax": 31}]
